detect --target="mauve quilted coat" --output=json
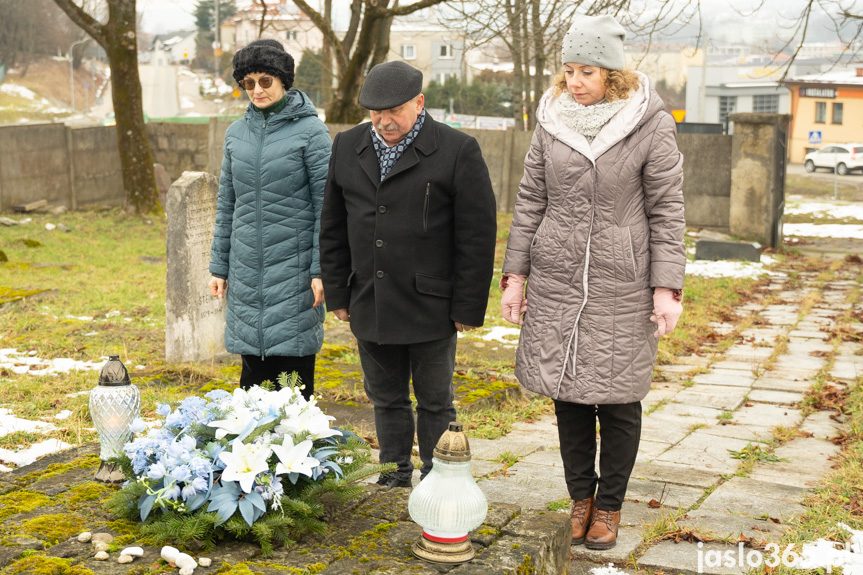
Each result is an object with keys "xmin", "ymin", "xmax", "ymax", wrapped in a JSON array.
[
  {"xmin": 209, "ymin": 90, "xmax": 330, "ymax": 358},
  {"xmin": 503, "ymin": 73, "xmax": 685, "ymax": 405}
]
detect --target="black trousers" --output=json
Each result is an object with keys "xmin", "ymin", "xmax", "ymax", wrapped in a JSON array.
[
  {"xmin": 554, "ymin": 400, "xmax": 642, "ymax": 511},
  {"xmin": 240, "ymin": 354, "xmax": 315, "ymax": 400}
]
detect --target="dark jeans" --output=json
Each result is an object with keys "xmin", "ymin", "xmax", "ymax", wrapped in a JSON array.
[
  {"xmin": 554, "ymin": 400, "xmax": 642, "ymax": 511},
  {"xmin": 240, "ymin": 354, "xmax": 315, "ymax": 400},
  {"xmin": 357, "ymin": 334, "xmax": 458, "ymax": 480}
]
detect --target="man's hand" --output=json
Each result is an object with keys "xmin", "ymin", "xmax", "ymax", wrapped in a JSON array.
[
  {"xmin": 332, "ymin": 308, "xmax": 350, "ymax": 322},
  {"xmin": 208, "ymin": 277, "xmax": 227, "ymax": 299},
  {"xmin": 311, "ymin": 279, "xmax": 325, "ymax": 308},
  {"xmin": 455, "ymin": 322, "xmax": 477, "ymax": 332}
]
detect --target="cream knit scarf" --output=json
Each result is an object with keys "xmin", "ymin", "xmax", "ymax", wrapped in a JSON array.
[{"xmin": 555, "ymin": 93, "xmax": 627, "ymax": 143}]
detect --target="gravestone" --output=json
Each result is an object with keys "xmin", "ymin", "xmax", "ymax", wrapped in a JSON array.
[
  {"xmin": 153, "ymin": 163, "xmax": 172, "ymax": 210},
  {"xmin": 165, "ymin": 171, "xmax": 226, "ymax": 362},
  {"xmin": 695, "ymin": 240, "xmax": 761, "ymax": 262}
]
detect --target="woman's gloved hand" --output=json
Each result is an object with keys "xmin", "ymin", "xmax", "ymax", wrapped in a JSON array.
[
  {"xmin": 652, "ymin": 287, "xmax": 683, "ymax": 337},
  {"xmin": 500, "ymin": 274, "xmax": 528, "ymax": 325}
]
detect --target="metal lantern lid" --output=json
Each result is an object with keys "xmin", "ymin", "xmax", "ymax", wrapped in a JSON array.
[
  {"xmin": 433, "ymin": 422, "xmax": 471, "ymax": 462},
  {"xmin": 98, "ymin": 355, "xmax": 131, "ymax": 386}
]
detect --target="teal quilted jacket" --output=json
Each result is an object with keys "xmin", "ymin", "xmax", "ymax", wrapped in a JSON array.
[{"xmin": 209, "ymin": 90, "xmax": 330, "ymax": 358}]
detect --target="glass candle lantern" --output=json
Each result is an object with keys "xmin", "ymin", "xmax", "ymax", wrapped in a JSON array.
[
  {"xmin": 408, "ymin": 422, "xmax": 488, "ymax": 564},
  {"xmin": 89, "ymin": 355, "xmax": 140, "ymax": 482}
]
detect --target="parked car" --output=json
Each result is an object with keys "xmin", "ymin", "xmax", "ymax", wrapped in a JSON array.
[{"xmin": 804, "ymin": 143, "xmax": 863, "ymax": 175}]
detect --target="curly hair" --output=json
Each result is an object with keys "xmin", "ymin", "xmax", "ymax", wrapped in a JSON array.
[{"xmin": 551, "ymin": 68, "xmax": 640, "ymax": 102}]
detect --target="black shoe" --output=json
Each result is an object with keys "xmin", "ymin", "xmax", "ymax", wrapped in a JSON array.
[{"xmin": 376, "ymin": 474, "xmax": 412, "ymax": 489}]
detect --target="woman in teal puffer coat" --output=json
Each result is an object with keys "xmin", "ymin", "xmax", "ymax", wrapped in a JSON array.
[{"xmin": 208, "ymin": 39, "xmax": 331, "ymax": 399}]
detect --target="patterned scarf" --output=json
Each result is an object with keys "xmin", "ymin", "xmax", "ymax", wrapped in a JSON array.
[
  {"xmin": 555, "ymin": 93, "xmax": 627, "ymax": 143},
  {"xmin": 370, "ymin": 109, "xmax": 426, "ymax": 181}
]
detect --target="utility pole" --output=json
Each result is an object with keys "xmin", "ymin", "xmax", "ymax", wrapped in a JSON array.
[
  {"xmin": 69, "ymin": 38, "xmax": 88, "ymax": 110},
  {"xmin": 698, "ymin": 32, "xmax": 708, "ymax": 123},
  {"xmin": 214, "ymin": 0, "xmax": 221, "ymax": 77}
]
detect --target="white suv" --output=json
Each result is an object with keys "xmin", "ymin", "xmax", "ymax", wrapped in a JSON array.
[{"xmin": 804, "ymin": 143, "xmax": 863, "ymax": 175}]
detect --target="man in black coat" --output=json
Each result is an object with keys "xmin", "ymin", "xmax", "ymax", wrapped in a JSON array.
[{"xmin": 320, "ymin": 61, "xmax": 497, "ymax": 488}]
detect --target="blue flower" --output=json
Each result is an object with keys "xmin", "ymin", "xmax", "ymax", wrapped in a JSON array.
[
  {"xmin": 192, "ymin": 476, "xmax": 208, "ymax": 491},
  {"xmin": 165, "ymin": 411, "xmax": 188, "ymax": 429},
  {"xmin": 147, "ymin": 462, "xmax": 167, "ymax": 480},
  {"xmin": 164, "ymin": 483, "xmax": 182, "ymax": 501},
  {"xmin": 179, "ymin": 435, "xmax": 197, "ymax": 452},
  {"xmin": 181, "ymin": 483, "xmax": 198, "ymax": 500},
  {"xmin": 129, "ymin": 418, "xmax": 147, "ymax": 434},
  {"xmin": 205, "ymin": 389, "xmax": 231, "ymax": 402},
  {"xmin": 170, "ymin": 465, "xmax": 192, "ymax": 483},
  {"xmin": 156, "ymin": 403, "xmax": 172, "ymax": 417},
  {"xmin": 189, "ymin": 456, "xmax": 211, "ymax": 477}
]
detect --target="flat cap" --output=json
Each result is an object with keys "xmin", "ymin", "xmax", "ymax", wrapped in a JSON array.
[{"xmin": 359, "ymin": 61, "xmax": 423, "ymax": 110}]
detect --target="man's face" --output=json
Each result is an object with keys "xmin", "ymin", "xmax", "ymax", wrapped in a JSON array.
[{"xmin": 369, "ymin": 94, "xmax": 425, "ymax": 146}]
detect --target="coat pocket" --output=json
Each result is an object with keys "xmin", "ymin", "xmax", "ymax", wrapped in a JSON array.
[
  {"xmin": 346, "ymin": 270, "xmax": 357, "ymax": 287},
  {"xmin": 415, "ymin": 273, "xmax": 453, "ymax": 298}
]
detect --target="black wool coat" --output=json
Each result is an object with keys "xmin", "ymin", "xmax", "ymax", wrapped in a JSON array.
[{"xmin": 320, "ymin": 115, "xmax": 497, "ymax": 345}]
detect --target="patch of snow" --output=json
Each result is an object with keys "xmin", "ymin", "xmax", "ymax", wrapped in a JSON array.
[
  {"xmin": 786, "ymin": 199, "xmax": 863, "ymax": 221},
  {"xmin": 0, "ymin": 439, "xmax": 73, "ymax": 468},
  {"xmin": 135, "ymin": 365, "xmax": 146, "ymax": 370},
  {"xmin": 686, "ymin": 257, "xmax": 785, "ymax": 279},
  {"xmin": 55, "ymin": 410, "xmax": 73, "ymax": 420},
  {"xmin": 590, "ymin": 565, "xmax": 627, "ymax": 575},
  {"xmin": 105, "ymin": 310, "xmax": 121, "ymax": 318},
  {"xmin": 0, "ymin": 408, "xmax": 55, "ymax": 437},
  {"xmin": 784, "ymin": 223, "xmax": 863, "ymax": 239},
  {"xmin": 180, "ymin": 97, "xmax": 195, "ymax": 109},
  {"xmin": 65, "ymin": 390, "xmax": 91, "ymax": 398},
  {"xmin": 481, "ymin": 326, "xmax": 521, "ymax": 344},
  {"xmin": 0, "ymin": 348, "xmax": 105, "ymax": 376},
  {"xmin": 0, "ymin": 83, "xmax": 38, "ymax": 100},
  {"xmin": 796, "ymin": 523, "xmax": 863, "ymax": 573},
  {"xmin": 84, "ymin": 332, "xmax": 99, "ymax": 336},
  {"xmin": 66, "ymin": 315, "xmax": 94, "ymax": 321}
]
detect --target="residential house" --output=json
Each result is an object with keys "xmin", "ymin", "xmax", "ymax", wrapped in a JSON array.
[
  {"xmin": 220, "ymin": 0, "xmax": 323, "ymax": 66},
  {"xmin": 150, "ymin": 30, "xmax": 197, "ymax": 66},
  {"xmin": 388, "ymin": 19, "xmax": 465, "ymax": 87}
]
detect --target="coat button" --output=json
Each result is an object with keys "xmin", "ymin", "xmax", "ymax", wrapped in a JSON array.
[
  {"xmin": 376, "ymin": 270, "xmax": 384, "ymax": 278},
  {"xmin": 378, "ymin": 205, "xmax": 387, "ymax": 213},
  {"xmin": 375, "ymin": 239, "xmax": 384, "ymax": 247}
]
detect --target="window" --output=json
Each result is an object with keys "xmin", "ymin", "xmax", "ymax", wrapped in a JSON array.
[
  {"xmin": 752, "ymin": 94, "xmax": 778, "ymax": 113},
  {"xmin": 439, "ymin": 44, "xmax": 453, "ymax": 59},
  {"xmin": 437, "ymin": 72, "xmax": 457, "ymax": 84},
  {"xmin": 719, "ymin": 96, "xmax": 737, "ymax": 126},
  {"xmin": 284, "ymin": 31, "xmax": 297, "ymax": 41},
  {"xmin": 815, "ymin": 101, "xmax": 826, "ymax": 123},
  {"xmin": 401, "ymin": 45, "xmax": 416, "ymax": 60},
  {"xmin": 832, "ymin": 102, "xmax": 844, "ymax": 124}
]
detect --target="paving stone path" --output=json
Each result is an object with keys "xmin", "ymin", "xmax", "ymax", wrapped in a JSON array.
[{"xmin": 459, "ymin": 268, "xmax": 862, "ymax": 574}]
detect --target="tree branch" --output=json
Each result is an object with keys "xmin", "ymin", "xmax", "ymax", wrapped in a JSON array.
[
  {"xmin": 51, "ymin": 0, "xmax": 108, "ymax": 48},
  {"xmin": 291, "ymin": 0, "xmax": 348, "ymax": 71},
  {"xmin": 378, "ymin": 0, "xmax": 446, "ymax": 18}
]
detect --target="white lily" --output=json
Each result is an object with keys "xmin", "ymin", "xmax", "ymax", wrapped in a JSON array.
[
  {"xmin": 218, "ymin": 441, "xmax": 271, "ymax": 493},
  {"xmin": 208, "ymin": 406, "xmax": 256, "ymax": 440},
  {"xmin": 271, "ymin": 439, "xmax": 318, "ymax": 477}
]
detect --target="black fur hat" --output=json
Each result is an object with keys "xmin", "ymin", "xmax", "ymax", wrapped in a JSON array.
[{"xmin": 232, "ymin": 39, "xmax": 295, "ymax": 90}]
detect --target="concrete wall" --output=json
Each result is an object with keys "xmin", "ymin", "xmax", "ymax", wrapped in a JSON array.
[{"xmin": 0, "ymin": 116, "xmax": 786, "ymax": 243}]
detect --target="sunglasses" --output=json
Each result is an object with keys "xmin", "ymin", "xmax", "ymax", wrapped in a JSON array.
[{"xmin": 238, "ymin": 76, "xmax": 275, "ymax": 90}]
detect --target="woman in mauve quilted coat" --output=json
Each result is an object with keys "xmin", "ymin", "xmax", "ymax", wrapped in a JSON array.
[
  {"xmin": 500, "ymin": 14, "xmax": 686, "ymax": 551},
  {"xmin": 208, "ymin": 40, "xmax": 330, "ymax": 399}
]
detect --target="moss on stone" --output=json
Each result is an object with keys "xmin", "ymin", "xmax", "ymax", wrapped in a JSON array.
[
  {"xmin": 516, "ymin": 554, "xmax": 536, "ymax": 575},
  {"xmin": 20, "ymin": 513, "xmax": 87, "ymax": 545},
  {"xmin": 16, "ymin": 454, "xmax": 100, "ymax": 487},
  {"xmin": 0, "ymin": 287, "xmax": 51, "ymax": 305},
  {"xmin": 213, "ymin": 563, "xmax": 257, "ymax": 575},
  {"xmin": 63, "ymin": 481, "xmax": 115, "ymax": 506},
  {"xmin": 0, "ymin": 491, "xmax": 53, "ymax": 520},
  {"xmin": 198, "ymin": 380, "xmax": 235, "ymax": 394},
  {"xmin": 2, "ymin": 554, "xmax": 95, "ymax": 575}
]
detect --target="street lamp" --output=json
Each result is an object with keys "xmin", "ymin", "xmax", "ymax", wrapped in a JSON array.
[
  {"xmin": 408, "ymin": 422, "xmax": 488, "ymax": 565},
  {"xmin": 89, "ymin": 355, "xmax": 140, "ymax": 482},
  {"xmin": 69, "ymin": 38, "xmax": 89, "ymax": 111}
]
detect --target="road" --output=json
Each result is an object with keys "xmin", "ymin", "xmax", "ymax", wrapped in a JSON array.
[{"xmin": 139, "ymin": 64, "xmax": 179, "ymax": 118}]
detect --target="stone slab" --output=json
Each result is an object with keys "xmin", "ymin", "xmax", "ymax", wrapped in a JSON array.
[
  {"xmin": 698, "ymin": 422, "xmax": 773, "ymax": 443},
  {"xmin": 773, "ymin": 356, "xmax": 826, "ymax": 371},
  {"xmin": 786, "ymin": 339, "xmax": 833, "ymax": 354},
  {"xmin": 722, "ymin": 345, "xmax": 774, "ymax": 361},
  {"xmin": 674, "ymin": 384, "xmax": 748, "ymax": 410},
  {"xmin": 680, "ymin": 510, "xmax": 788, "ymax": 541},
  {"xmin": 752, "ymin": 376, "xmax": 811, "ymax": 394},
  {"xmin": 638, "ymin": 541, "xmax": 747, "ymax": 575},
  {"xmin": 631, "ymin": 462, "xmax": 722, "ymax": 489},
  {"xmin": 831, "ymin": 361, "xmax": 863, "ymax": 381},
  {"xmin": 800, "ymin": 411, "xmax": 845, "ymax": 440},
  {"xmin": 787, "ymin": 330, "xmax": 830, "ymax": 340},
  {"xmin": 646, "ymin": 403, "xmax": 725, "ymax": 427},
  {"xmin": 691, "ymin": 371, "xmax": 755, "ymax": 388},
  {"xmin": 695, "ymin": 239, "xmax": 761, "ymax": 262},
  {"xmin": 739, "ymin": 328, "xmax": 784, "ymax": 344},
  {"xmin": 636, "ymin": 439, "xmax": 673, "ymax": 462},
  {"xmin": 697, "ymin": 477, "xmax": 808, "ymax": 521},
  {"xmin": 708, "ymin": 360, "xmax": 757, "ymax": 372},
  {"xmin": 478, "ymin": 476, "xmax": 570, "ymax": 510},
  {"xmin": 746, "ymin": 437, "xmax": 839, "ymax": 489},
  {"xmin": 654, "ymin": 447, "xmax": 741, "ymax": 475},
  {"xmin": 625, "ymin": 477, "xmax": 704, "ymax": 509},
  {"xmin": 731, "ymin": 404, "xmax": 802, "ymax": 429},
  {"xmin": 470, "ymin": 438, "xmax": 546, "ymax": 462},
  {"xmin": 746, "ymin": 389, "xmax": 805, "ymax": 405}
]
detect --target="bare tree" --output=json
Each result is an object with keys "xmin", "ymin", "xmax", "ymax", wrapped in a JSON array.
[
  {"xmin": 52, "ymin": 0, "xmax": 158, "ymax": 214},
  {"xmin": 441, "ymin": 0, "xmax": 703, "ymax": 130},
  {"xmin": 290, "ymin": 0, "xmax": 448, "ymax": 123}
]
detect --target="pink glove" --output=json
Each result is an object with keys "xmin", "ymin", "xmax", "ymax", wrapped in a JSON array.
[
  {"xmin": 501, "ymin": 274, "xmax": 528, "ymax": 325},
  {"xmin": 652, "ymin": 287, "xmax": 683, "ymax": 338}
]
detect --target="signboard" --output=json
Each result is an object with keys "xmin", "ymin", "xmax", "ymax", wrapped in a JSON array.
[
  {"xmin": 671, "ymin": 109, "xmax": 686, "ymax": 123},
  {"xmin": 808, "ymin": 131, "xmax": 822, "ymax": 145},
  {"xmin": 799, "ymin": 88, "xmax": 837, "ymax": 99}
]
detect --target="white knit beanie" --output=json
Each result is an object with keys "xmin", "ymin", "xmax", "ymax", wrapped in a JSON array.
[{"xmin": 561, "ymin": 14, "xmax": 627, "ymax": 71}]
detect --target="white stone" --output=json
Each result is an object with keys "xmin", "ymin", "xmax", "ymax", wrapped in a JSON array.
[
  {"xmin": 91, "ymin": 532, "xmax": 114, "ymax": 544},
  {"xmin": 117, "ymin": 555, "xmax": 133, "ymax": 564},
  {"xmin": 94, "ymin": 551, "xmax": 109, "ymax": 560},
  {"xmin": 121, "ymin": 546, "xmax": 144, "ymax": 557},
  {"xmin": 198, "ymin": 557, "xmax": 212, "ymax": 567},
  {"xmin": 180, "ymin": 568, "xmax": 195, "ymax": 575},
  {"xmin": 77, "ymin": 532, "xmax": 92, "ymax": 543},
  {"xmin": 94, "ymin": 542, "xmax": 110, "ymax": 553},
  {"xmin": 161, "ymin": 546, "xmax": 180, "ymax": 563},
  {"xmin": 176, "ymin": 553, "xmax": 197, "ymax": 569}
]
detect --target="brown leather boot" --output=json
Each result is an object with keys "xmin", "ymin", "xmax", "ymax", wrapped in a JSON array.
[
  {"xmin": 585, "ymin": 508, "xmax": 620, "ymax": 550},
  {"xmin": 570, "ymin": 497, "xmax": 594, "ymax": 545}
]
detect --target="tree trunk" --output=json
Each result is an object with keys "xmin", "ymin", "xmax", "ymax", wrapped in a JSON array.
[
  {"xmin": 520, "ymin": 6, "xmax": 535, "ymax": 130},
  {"xmin": 321, "ymin": 0, "xmax": 333, "ymax": 105},
  {"xmin": 530, "ymin": 0, "xmax": 546, "ymax": 123},
  {"xmin": 506, "ymin": 0, "xmax": 525, "ymax": 130},
  {"xmin": 325, "ymin": 4, "xmax": 379, "ymax": 123},
  {"xmin": 52, "ymin": 0, "xmax": 158, "ymax": 213}
]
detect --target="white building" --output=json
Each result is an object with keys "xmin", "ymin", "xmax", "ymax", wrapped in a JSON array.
[
  {"xmin": 150, "ymin": 31, "xmax": 197, "ymax": 66},
  {"xmin": 220, "ymin": 1, "xmax": 323, "ymax": 64}
]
